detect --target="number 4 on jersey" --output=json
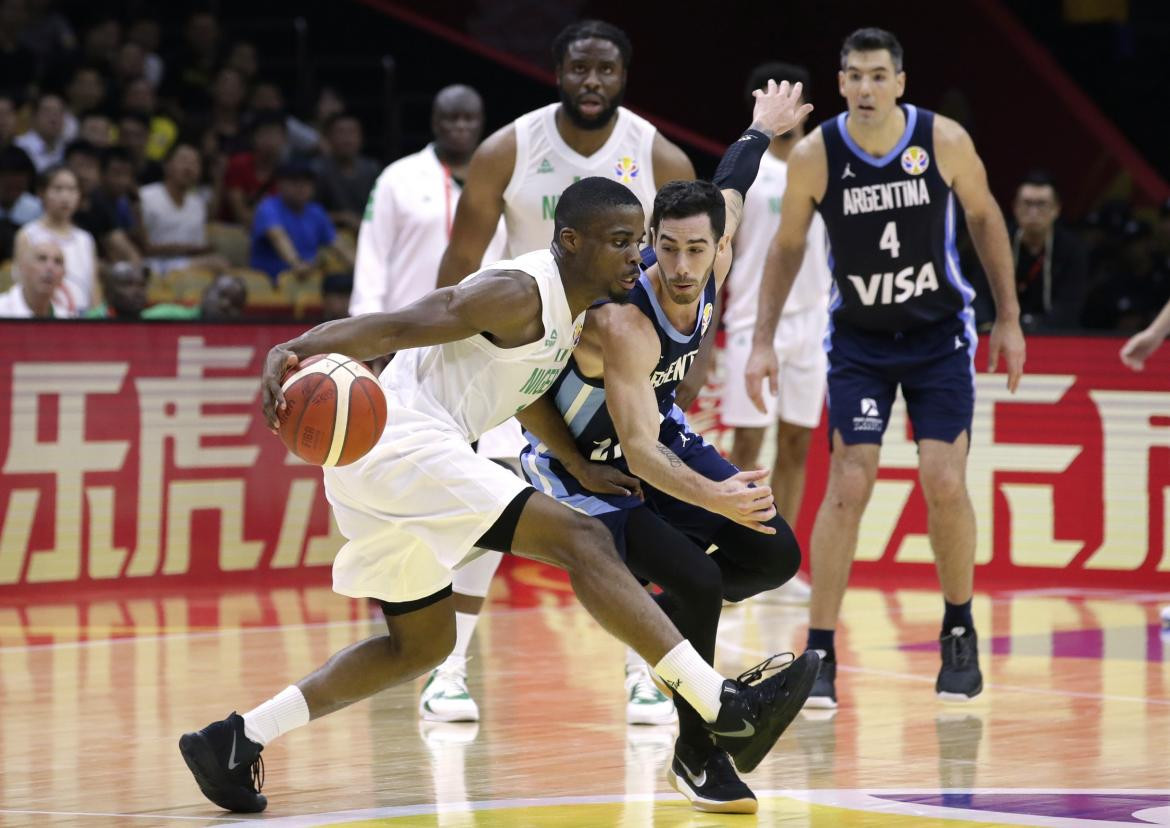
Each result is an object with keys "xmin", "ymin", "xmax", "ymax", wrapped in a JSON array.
[{"xmin": 879, "ymin": 221, "xmax": 901, "ymax": 258}]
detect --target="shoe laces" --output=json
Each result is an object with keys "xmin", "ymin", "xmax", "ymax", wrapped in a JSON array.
[
  {"xmin": 250, "ymin": 753, "xmax": 265, "ymax": 794},
  {"xmin": 737, "ymin": 652, "xmax": 795, "ymax": 686},
  {"xmin": 703, "ymin": 750, "xmax": 741, "ymax": 786},
  {"xmin": 627, "ymin": 667, "xmax": 665, "ymax": 703},
  {"xmin": 945, "ymin": 628, "xmax": 971, "ymax": 667}
]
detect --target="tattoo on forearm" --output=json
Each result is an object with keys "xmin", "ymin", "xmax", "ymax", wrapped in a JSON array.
[{"xmin": 655, "ymin": 444, "xmax": 683, "ymax": 468}]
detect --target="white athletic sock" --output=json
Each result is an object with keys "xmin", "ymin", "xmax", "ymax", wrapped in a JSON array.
[
  {"xmin": 242, "ymin": 685, "xmax": 310, "ymax": 747},
  {"xmin": 625, "ymin": 646, "xmax": 643, "ymax": 673},
  {"xmin": 436, "ymin": 611, "xmax": 479, "ymax": 673},
  {"xmin": 653, "ymin": 640, "xmax": 726, "ymax": 722}
]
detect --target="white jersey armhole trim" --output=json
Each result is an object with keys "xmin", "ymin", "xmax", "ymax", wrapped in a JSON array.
[{"xmin": 502, "ymin": 120, "xmax": 529, "ymax": 203}]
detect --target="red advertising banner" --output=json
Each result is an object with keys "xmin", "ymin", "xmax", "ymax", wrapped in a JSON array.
[{"xmin": 0, "ymin": 322, "xmax": 1167, "ymax": 598}]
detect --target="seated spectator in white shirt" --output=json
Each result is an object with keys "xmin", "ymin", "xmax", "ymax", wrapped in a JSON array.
[
  {"xmin": 15, "ymin": 165, "xmax": 97, "ymax": 310},
  {"xmin": 0, "ymin": 146, "xmax": 42, "ymax": 228},
  {"xmin": 14, "ymin": 93, "xmax": 69, "ymax": 172},
  {"xmin": 137, "ymin": 142, "xmax": 226, "ymax": 275},
  {"xmin": 250, "ymin": 159, "xmax": 353, "ymax": 280},
  {"xmin": 0, "ymin": 237, "xmax": 79, "ymax": 318}
]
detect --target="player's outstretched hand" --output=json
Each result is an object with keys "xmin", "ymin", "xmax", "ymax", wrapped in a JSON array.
[
  {"xmin": 261, "ymin": 344, "xmax": 299, "ymax": 432},
  {"xmin": 711, "ymin": 468, "xmax": 777, "ymax": 534},
  {"xmin": 571, "ymin": 461, "xmax": 644, "ymax": 499},
  {"xmin": 1120, "ymin": 327, "xmax": 1163, "ymax": 371},
  {"xmin": 750, "ymin": 79, "xmax": 815, "ymax": 139},
  {"xmin": 744, "ymin": 341, "xmax": 779, "ymax": 413},
  {"xmin": 988, "ymin": 318, "xmax": 1025, "ymax": 393}
]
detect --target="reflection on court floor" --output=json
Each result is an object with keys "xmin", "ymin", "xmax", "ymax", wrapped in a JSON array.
[{"xmin": 0, "ymin": 579, "xmax": 1166, "ymax": 827}]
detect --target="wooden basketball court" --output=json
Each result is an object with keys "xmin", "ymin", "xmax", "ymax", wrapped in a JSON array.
[{"xmin": 1, "ymin": 573, "xmax": 1166, "ymax": 826}]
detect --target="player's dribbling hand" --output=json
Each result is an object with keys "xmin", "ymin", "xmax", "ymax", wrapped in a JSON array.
[
  {"xmin": 750, "ymin": 79, "xmax": 815, "ymax": 138},
  {"xmin": 571, "ymin": 461, "xmax": 644, "ymax": 500},
  {"xmin": 711, "ymin": 468, "xmax": 777, "ymax": 534},
  {"xmin": 988, "ymin": 318, "xmax": 1026, "ymax": 393},
  {"xmin": 744, "ymin": 343, "xmax": 779, "ymax": 413},
  {"xmin": 261, "ymin": 345, "xmax": 299, "ymax": 432}
]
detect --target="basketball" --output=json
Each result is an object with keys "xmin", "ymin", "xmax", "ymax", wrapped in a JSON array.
[{"xmin": 278, "ymin": 353, "xmax": 387, "ymax": 467}]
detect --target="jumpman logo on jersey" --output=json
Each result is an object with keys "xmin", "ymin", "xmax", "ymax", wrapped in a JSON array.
[
  {"xmin": 842, "ymin": 163, "xmax": 856, "ymax": 180},
  {"xmin": 679, "ymin": 432, "xmax": 692, "ymax": 447},
  {"xmin": 955, "ymin": 335, "xmax": 964, "ymax": 350}
]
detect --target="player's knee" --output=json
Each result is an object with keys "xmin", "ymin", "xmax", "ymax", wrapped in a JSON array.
[
  {"xmin": 828, "ymin": 465, "xmax": 873, "ymax": 513},
  {"xmin": 776, "ymin": 426, "xmax": 812, "ymax": 463},
  {"xmin": 670, "ymin": 552, "xmax": 724, "ymax": 608},
  {"xmin": 920, "ymin": 466, "xmax": 967, "ymax": 508},
  {"xmin": 560, "ymin": 514, "xmax": 619, "ymax": 571},
  {"xmin": 761, "ymin": 516, "xmax": 802, "ymax": 588}
]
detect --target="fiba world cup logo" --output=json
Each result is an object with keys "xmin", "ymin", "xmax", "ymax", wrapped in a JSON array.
[
  {"xmin": 614, "ymin": 156, "xmax": 639, "ymax": 184},
  {"xmin": 901, "ymin": 146, "xmax": 930, "ymax": 175}
]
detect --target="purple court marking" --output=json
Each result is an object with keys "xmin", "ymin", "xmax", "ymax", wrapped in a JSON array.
[
  {"xmin": 899, "ymin": 626, "xmax": 1165, "ymax": 662},
  {"xmin": 876, "ymin": 793, "xmax": 1170, "ymax": 822}
]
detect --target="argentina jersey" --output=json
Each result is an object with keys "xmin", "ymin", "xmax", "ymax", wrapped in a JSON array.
[
  {"xmin": 818, "ymin": 104, "xmax": 975, "ymax": 333},
  {"xmin": 520, "ymin": 251, "xmax": 717, "ymax": 517}
]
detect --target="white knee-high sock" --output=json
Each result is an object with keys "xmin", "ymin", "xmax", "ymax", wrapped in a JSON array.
[{"xmin": 242, "ymin": 685, "xmax": 310, "ymax": 746}]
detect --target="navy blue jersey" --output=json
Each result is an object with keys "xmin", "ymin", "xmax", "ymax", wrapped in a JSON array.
[
  {"xmin": 818, "ymin": 104, "xmax": 974, "ymax": 333},
  {"xmin": 526, "ymin": 255, "xmax": 717, "ymax": 473}
]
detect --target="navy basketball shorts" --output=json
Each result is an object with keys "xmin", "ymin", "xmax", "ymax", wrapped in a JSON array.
[
  {"xmin": 825, "ymin": 316, "xmax": 975, "ymax": 446},
  {"xmin": 522, "ymin": 414, "xmax": 738, "ymax": 557}
]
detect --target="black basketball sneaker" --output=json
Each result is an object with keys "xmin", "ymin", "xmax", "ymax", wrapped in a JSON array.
[
  {"xmin": 179, "ymin": 712, "xmax": 266, "ymax": 812},
  {"xmin": 936, "ymin": 627, "xmax": 983, "ymax": 701},
  {"xmin": 667, "ymin": 740, "xmax": 757, "ymax": 814},
  {"xmin": 705, "ymin": 650, "xmax": 820, "ymax": 772}
]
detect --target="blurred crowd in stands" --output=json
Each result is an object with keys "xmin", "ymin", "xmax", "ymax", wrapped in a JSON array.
[{"xmin": 1, "ymin": 1, "xmax": 1166, "ymax": 333}]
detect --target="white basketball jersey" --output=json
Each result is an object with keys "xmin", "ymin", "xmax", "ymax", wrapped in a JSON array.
[
  {"xmin": 502, "ymin": 103, "xmax": 659, "ymax": 257},
  {"xmin": 384, "ymin": 249, "xmax": 583, "ymax": 442},
  {"xmin": 723, "ymin": 152, "xmax": 832, "ymax": 331}
]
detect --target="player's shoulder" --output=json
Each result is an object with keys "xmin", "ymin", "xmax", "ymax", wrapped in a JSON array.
[
  {"xmin": 591, "ymin": 298, "xmax": 656, "ymax": 343},
  {"xmin": 461, "ymin": 267, "xmax": 543, "ymax": 313},
  {"xmin": 931, "ymin": 113, "xmax": 972, "ymax": 149}
]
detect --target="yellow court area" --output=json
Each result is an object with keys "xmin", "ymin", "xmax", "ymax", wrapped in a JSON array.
[{"xmin": 0, "ymin": 581, "xmax": 1167, "ymax": 827}]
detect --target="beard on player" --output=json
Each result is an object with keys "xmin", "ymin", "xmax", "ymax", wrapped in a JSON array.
[{"xmin": 559, "ymin": 83, "xmax": 625, "ymax": 130}]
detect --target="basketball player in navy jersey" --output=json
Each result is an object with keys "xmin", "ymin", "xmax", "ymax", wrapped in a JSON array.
[
  {"xmin": 518, "ymin": 81, "xmax": 818, "ymax": 813},
  {"xmin": 745, "ymin": 28, "xmax": 1026, "ymax": 708}
]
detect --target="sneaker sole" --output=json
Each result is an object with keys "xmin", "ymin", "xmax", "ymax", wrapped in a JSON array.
[
  {"xmin": 803, "ymin": 694, "xmax": 838, "ymax": 710},
  {"xmin": 419, "ymin": 704, "xmax": 480, "ymax": 723},
  {"xmin": 178, "ymin": 732, "xmax": 267, "ymax": 813},
  {"xmin": 729, "ymin": 650, "xmax": 821, "ymax": 774},
  {"xmin": 936, "ymin": 686, "xmax": 983, "ymax": 702},
  {"xmin": 667, "ymin": 768, "xmax": 758, "ymax": 814},
  {"xmin": 626, "ymin": 708, "xmax": 678, "ymax": 726}
]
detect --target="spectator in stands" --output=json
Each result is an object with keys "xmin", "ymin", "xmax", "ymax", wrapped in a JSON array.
[
  {"xmin": 63, "ymin": 65, "xmax": 107, "ymax": 141},
  {"xmin": 165, "ymin": 11, "xmax": 220, "ymax": 112},
  {"xmin": 321, "ymin": 272, "xmax": 353, "ymax": 321},
  {"xmin": 0, "ymin": 236, "xmax": 76, "ymax": 318},
  {"xmin": 79, "ymin": 15, "xmax": 121, "ymax": 72},
  {"xmin": 78, "ymin": 110, "xmax": 113, "ymax": 147},
  {"xmin": 15, "ymin": 93, "xmax": 69, "ymax": 172},
  {"xmin": 221, "ymin": 111, "xmax": 286, "ymax": 227},
  {"xmin": 0, "ymin": 145, "xmax": 42, "ymax": 227},
  {"xmin": 250, "ymin": 159, "xmax": 352, "ymax": 281},
  {"xmin": 248, "ymin": 81, "xmax": 319, "ymax": 155},
  {"xmin": 121, "ymin": 77, "xmax": 176, "ymax": 161},
  {"xmin": 18, "ymin": 0, "xmax": 75, "ymax": 65},
  {"xmin": 117, "ymin": 109, "xmax": 162, "ymax": 184},
  {"xmin": 200, "ymin": 271, "xmax": 247, "ymax": 320},
  {"xmin": 0, "ymin": 0, "xmax": 37, "ymax": 97},
  {"xmin": 312, "ymin": 86, "xmax": 346, "ymax": 138},
  {"xmin": 126, "ymin": 17, "xmax": 163, "ymax": 89},
  {"xmin": 138, "ymin": 142, "xmax": 225, "ymax": 275},
  {"xmin": 1008, "ymin": 170, "xmax": 1088, "ymax": 331},
  {"xmin": 93, "ymin": 146, "xmax": 136, "ymax": 232},
  {"xmin": 86, "ymin": 263, "xmax": 247, "ymax": 320},
  {"xmin": 114, "ymin": 40, "xmax": 147, "ymax": 89},
  {"xmin": 314, "ymin": 113, "xmax": 379, "ymax": 232},
  {"xmin": 66, "ymin": 139, "xmax": 140, "ymax": 264},
  {"xmin": 0, "ymin": 91, "xmax": 18, "ymax": 149},
  {"xmin": 226, "ymin": 40, "xmax": 259, "ymax": 87},
  {"xmin": 0, "ymin": 145, "xmax": 40, "ymax": 261},
  {"xmin": 15, "ymin": 165, "xmax": 96, "ymax": 309},
  {"xmin": 205, "ymin": 66, "xmax": 249, "ymax": 157}
]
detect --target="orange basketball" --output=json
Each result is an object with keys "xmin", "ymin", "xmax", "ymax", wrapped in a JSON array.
[{"xmin": 278, "ymin": 353, "xmax": 387, "ymax": 466}]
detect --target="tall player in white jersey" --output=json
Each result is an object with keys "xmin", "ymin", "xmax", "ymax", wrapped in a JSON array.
[
  {"xmin": 430, "ymin": 19, "xmax": 695, "ymax": 725},
  {"xmin": 712, "ymin": 63, "xmax": 831, "ymax": 603},
  {"xmin": 179, "ymin": 178, "xmax": 811, "ymax": 813}
]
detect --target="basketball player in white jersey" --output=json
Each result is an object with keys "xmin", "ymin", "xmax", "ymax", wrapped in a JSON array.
[
  {"xmin": 429, "ymin": 19, "xmax": 695, "ymax": 725},
  {"xmin": 707, "ymin": 62, "xmax": 832, "ymax": 604},
  {"xmin": 179, "ymin": 177, "xmax": 816, "ymax": 813}
]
